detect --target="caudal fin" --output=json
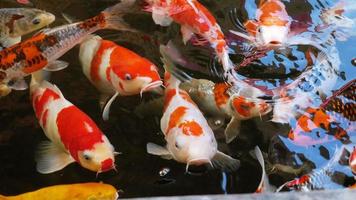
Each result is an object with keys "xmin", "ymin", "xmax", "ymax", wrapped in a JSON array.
[{"xmin": 102, "ymin": 0, "xmax": 137, "ymax": 32}]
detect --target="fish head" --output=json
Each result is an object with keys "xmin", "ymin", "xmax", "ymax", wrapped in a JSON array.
[
  {"xmin": 166, "ymin": 122, "xmax": 217, "ymax": 169},
  {"xmin": 255, "ymin": 24, "xmax": 289, "ymax": 47},
  {"xmin": 77, "ymin": 136, "xmax": 116, "ymax": 173},
  {"xmin": 349, "ymin": 147, "xmax": 356, "ymax": 175},
  {"xmin": 110, "ymin": 63, "xmax": 162, "ymax": 96},
  {"xmin": 230, "ymin": 96, "xmax": 271, "ymax": 119},
  {"xmin": 10, "ymin": 9, "xmax": 55, "ymax": 37}
]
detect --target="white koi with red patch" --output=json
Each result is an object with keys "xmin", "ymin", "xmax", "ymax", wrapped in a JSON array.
[
  {"xmin": 146, "ymin": 45, "xmax": 240, "ymax": 172},
  {"xmin": 30, "ymin": 71, "xmax": 116, "ymax": 174},
  {"xmin": 146, "ymin": 0, "xmax": 234, "ymax": 72},
  {"xmin": 79, "ymin": 35, "xmax": 162, "ymax": 120}
]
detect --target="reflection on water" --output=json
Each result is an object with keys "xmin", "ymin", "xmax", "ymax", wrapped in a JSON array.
[{"xmin": 0, "ymin": 0, "xmax": 355, "ymax": 198}]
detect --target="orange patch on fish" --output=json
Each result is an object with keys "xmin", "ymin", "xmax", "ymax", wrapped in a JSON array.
[
  {"xmin": 213, "ymin": 83, "xmax": 230, "ymax": 107},
  {"xmin": 164, "ymin": 89, "xmax": 196, "ymax": 111},
  {"xmin": 179, "ymin": 120, "xmax": 203, "ymax": 136},
  {"xmin": 258, "ymin": 0, "xmax": 289, "ymax": 26},
  {"xmin": 232, "ymin": 96, "xmax": 255, "ymax": 117},
  {"xmin": 166, "ymin": 106, "xmax": 187, "ymax": 134}
]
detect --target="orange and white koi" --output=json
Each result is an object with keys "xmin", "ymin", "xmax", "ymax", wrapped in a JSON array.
[
  {"xmin": 146, "ymin": 45, "xmax": 239, "ymax": 172},
  {"xmin": 0, "ymin": 0, "xmax": 135, "ymax": 97},
  {"xmin": 30, "ymin": 71, "xmax": 116, "ymax": 174},
  {"xmin": 79, "ymin": 35, "xmax": 162, "ymax": 120},
  {"xmin": 162, "ymin": 41, "xmax": 271, "ymax": 143},
  {"xmin": 230, "ymin": 0, "xmax": 291, "ymax": 48},
  {"xmin": 145, "ymin": 0, "xmax": 234, "ymax": 72}
]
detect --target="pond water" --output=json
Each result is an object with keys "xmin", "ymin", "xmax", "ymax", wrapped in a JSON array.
[{"xmin": 0, "ymin": 0, "xmax": 355, "ymax": 198}]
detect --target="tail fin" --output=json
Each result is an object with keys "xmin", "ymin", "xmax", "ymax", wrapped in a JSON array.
[
  {"xmin": 160, "ymin": 41, "xmax": 193, "ymax": 85},
  {"xmin": 160, "ymin": 43, "xmax": 185, "ymax": 89},
  {"xmin": 102, "ymin": 0, "xmax": 137, "ymax": 32}
]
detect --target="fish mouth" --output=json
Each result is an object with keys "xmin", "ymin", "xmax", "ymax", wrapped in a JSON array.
[
  {"xmin": 185, "ymin": 158, "xmax": 213, "ymax": 175},
  {"xmin": 140, "ymin": 80, "xmax": 163, "ymax": 97}
]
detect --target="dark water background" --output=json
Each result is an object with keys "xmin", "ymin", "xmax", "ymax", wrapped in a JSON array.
[{"xmin": 0, "ymin": 0, "xmax": 355, "ymax": 198}]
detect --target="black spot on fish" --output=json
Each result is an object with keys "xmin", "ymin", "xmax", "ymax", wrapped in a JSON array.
[{"xmin": 319, "ymin": 146, "xmax": 330, "ymax": 160}]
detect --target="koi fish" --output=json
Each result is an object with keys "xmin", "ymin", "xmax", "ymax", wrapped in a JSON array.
[
  {"xmin": 230, "ymin": 0, "xmax": 292, "ymax": 48},
  {"xmin": 162, "ymin": 41, "xmax": 271, "ymax": 143},
  {"xmin": 79, "ymin": 35, "xmax": 162, "ymax": 120},
  {"xmin": 287, "ymin": 79, "xmax": 355, "ymax": 147},
  {"xmin": 145, "ymin": 0, "xmax": 234, "ymax": 72},
  {"xmin": 30, "ymin": 71, "xmax": 116, "ymax": 174},
  {"xmin": 272, "ymin": 46, "xmax": 340, "ymax": 124},
  {"xmin": 0, "ymin": 0, "xmax": 135, "ymax": 97},
  {"xmin": 0, "ymin": 183, "xmax": 118, "ymax": 200},
  {"xmin": 277, "ymin": 146, "xmax": 345, "ymax": 192},
  {"xmin": 16, "ymin": 0, "xmax": 31, "ymax": 4},
  {"xmin": 0, "ymin": 8, "xmax": 55, "ymax": 48},
  {"xmin": 146, "ymin": 44, "xmax": 240, "ymax": 173},
  {"xmin": 254, "ymin": 146, "xmax": 274, "ymax": 193}
]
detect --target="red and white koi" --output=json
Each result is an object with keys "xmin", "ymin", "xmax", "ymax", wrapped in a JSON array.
[
  {"xmin": 145, "ymin": 0, "xmax": 234, "ymax": 72},
  {"xmin": 146, "ymin": 45, "xmax": 239, "ymax": 172},
  {"xmin": 162, "ymin": 41, "xmax": 271, "ymax": 143},
  {"xmin": 79, "ymin": 35, "xmax": 162, "ymax": 120},
  {"xmin": 30, "ymin": 71, "xmax": 116, "ymax": 174},
  {"xmin": 0, "ymin": 0, "xmax": 135, "ymax": 97}
]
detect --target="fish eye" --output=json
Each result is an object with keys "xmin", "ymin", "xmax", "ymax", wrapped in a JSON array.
[
  {"xmin": 125, "ymin": 73, "xmax": 132, "ymax": 80},
  {"xmin": 32, "ymin": 18, "xmax": 41, "ymax": 25},
  {"xmin": 257, "ymin": 27, "xmax": 262, "ymax": 33},
  {"xmin": 83, "ymin": 154, "xmax": 91, "ymax": 161},
  {"xmin": 175, "ymin": 142, "xmax": 181, "ymax": 149}
]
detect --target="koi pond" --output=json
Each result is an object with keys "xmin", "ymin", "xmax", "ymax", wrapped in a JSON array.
[{"xmin": 0, "ymin": 0, "xmax": 355, "ymax": 199}]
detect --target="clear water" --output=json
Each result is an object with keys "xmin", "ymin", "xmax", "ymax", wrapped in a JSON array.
[{"xmin": 0, "ymin": 0, "xmax": 355, "ymax": 198}]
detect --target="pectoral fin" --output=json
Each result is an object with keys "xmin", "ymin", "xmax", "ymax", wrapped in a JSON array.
[
  {"xmin": 8, "ymin": 78, "xmax": 28, "ymax": 91},
  {"xmin": 181, "ymin": 26, "xmax": 194, "ymax": 44},
  {"xmin": 102, "ymin": 92, "xmax": 119, "ymax": 121},
  {"xmin": 146, "ymin": 143, "xmax": 172, "ymax": 160},
  {"xmin": 254, "ymin": 146, "xmax": 274, "ymax": 193},
  {"xmin": 224, "ymin": 117, "xmax": 241, "ymax": 143},
  {"xmin": 152, "ymin": 7, "xmax": 173, "ymax": 26},
  {"xmin": 212, "ymin": 151, "xmax": 240, "ymax": 172},
  {"xmin": 35, "ymin": 141, "xmax": 75, "ymax": 174},
  {"xmin": 43, "ymin": 60, "xmax": 69, "ymax": 72}
]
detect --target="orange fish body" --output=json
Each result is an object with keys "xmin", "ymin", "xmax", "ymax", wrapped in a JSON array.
[
  {"xmin": 147, "ymin": 0, "xmax": 233, "ymax": 71},
  {"xmin": 79, "ymin": 35, "xmax": 162, "ymax": 120}
]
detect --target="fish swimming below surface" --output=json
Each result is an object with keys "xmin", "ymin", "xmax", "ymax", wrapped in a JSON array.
[
  {"xmin": 287, "ymin": 79, "xmax": 355, "ymax": 147},
  {"xmin": 0, "ymin": 0, "xmax": 136, "ymax": 97},
  {"xmin": 79, "ymin": 35, "xmax": 162, "ymax": 120},
  {"xmin": 0, "ymin": 183, "xmax": 118, "ymax": 200},
  {"xmin": 0, "ymin": 8, "xmax": 55, "ymax": 49},
  {"xmin": 146, "ymin": 43, "xmax": 240, "ymax": 173},
  {"xmin": 30, "ymin": 71, "xmax": 116, "ymax": 174}
]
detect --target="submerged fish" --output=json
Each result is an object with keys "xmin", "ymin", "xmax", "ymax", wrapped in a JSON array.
[
  {"xmin": 0, "ymin": 183, "xmax": 118, "ymax": 200},
  {"xmin": 161, "ymin": 41, "xmax": 271, "ymax": 143},
  {"xmin": 277, "ymin": 146, "xmax": 346, "ymax": 192},
  {"xmin": 79, "ymin": 35, "xmax": 162, "ymax": 120},
  {"xmin": 0, "ymin": 0, "xmax": 135, "ymax": 97},
  {"xmin": 145, "ymin": 0, "xmax": 234, "ymax": 73},
  {"xmin": 0, "ymin": 8, "xmax": 55, "ymax": 48},
  {"xmin": 146, "ymin": 44, "xmax": 239, "ymax": 173},
  {"xmin": 287, "ymin": 79, "xmax": 355, "ymax": 146},
  {"xmin": 30, "ymin": 71, "xmax": 116, "ymax": 174},
  {"xmin": 271, "ymin": 46, "xmax": 340, "ymax": 124},
  {"xmin": 254, "ymin": 146, "xmax": 275, "ymax": 193},
  {"xmin": 230, "ymin": 0, "xmax": 292, "ymax": 48}
]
